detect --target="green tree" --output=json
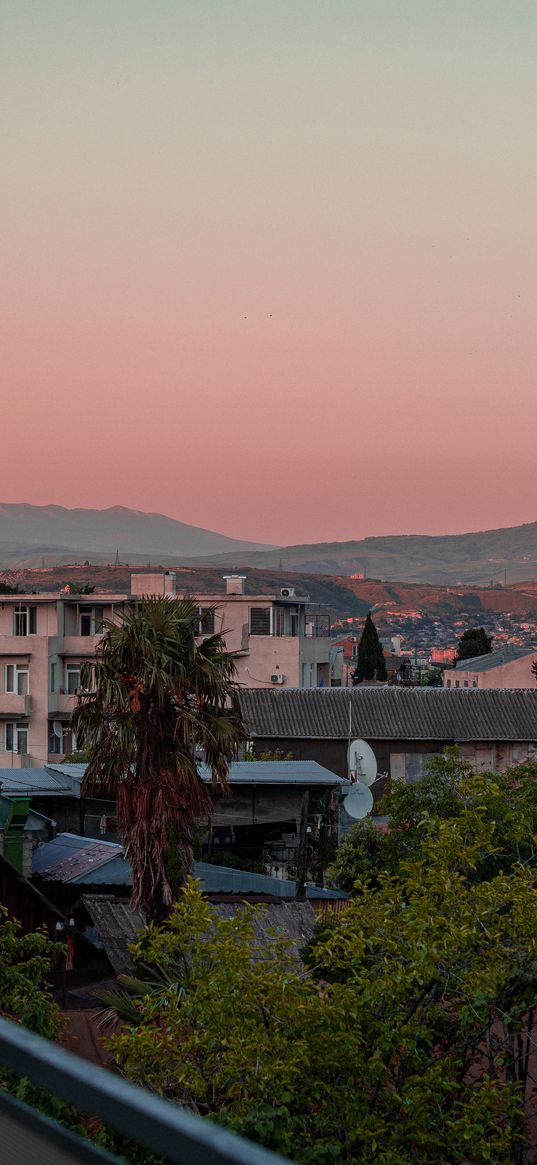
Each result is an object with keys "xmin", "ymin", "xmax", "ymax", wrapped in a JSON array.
[
  {"xmin": 352, "ymin": 612, "xmax": 387, "ymax": 683},
  {"xmin": 327, "ymin": 750, "xmax": 537, "ymax": 892},
  {"xmin": 72, "ymin": 597, "xmax": 245, "ymax": 920},
  {"xmin": 455, "ymin": 627, "xmax": 493, "ymax": 662},
  {"xmin": 0, "ymin": 908, "xmax": 59, "ymax": 1037},
  {"xmin": 104, "ymin": 821, "xmax": 537, "ymax": 1165}
]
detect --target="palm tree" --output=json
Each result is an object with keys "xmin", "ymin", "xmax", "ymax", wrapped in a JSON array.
[{"xmin": 72, "ymin": 597, "xmax": 245, "ymax": 920}]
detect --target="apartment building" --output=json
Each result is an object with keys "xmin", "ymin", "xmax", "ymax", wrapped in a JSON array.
[
  {"xmin": 131, "ymin": 572, "xmax": 334, "ymax": 689},
  {"xmin": 0, "ymin": 573, "xmax": 334, "ymax": 766},
  {"xmin": 0, "ymin": 591, "xmax": 127, "ymax": 766}
]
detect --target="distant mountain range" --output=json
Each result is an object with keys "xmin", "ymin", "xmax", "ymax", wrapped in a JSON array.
[
  {"xmin": 0, "ymin": 503, "xmax": 273, "ymax": 566},
  {"xmin": 185, "ymin": 521, "xmax": 537, "ymax": 586},
  {"xmin": 0, "ymin": 504, "xmax": 536, "ymax": 586}
]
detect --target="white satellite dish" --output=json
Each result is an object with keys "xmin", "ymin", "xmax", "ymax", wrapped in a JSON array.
[
  {"xmin": 342, "ymin": 780, "xmax": 374, "ymax": 820},
  {"xmin": 53, "ymin": 721, "xmax": 65, "ymax": 739},
  {"xmin": 347, "ymin": 739, "xmax": 377, "ymax": 787}
]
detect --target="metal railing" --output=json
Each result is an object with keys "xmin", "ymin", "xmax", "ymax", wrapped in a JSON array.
[{"xmin": 0, "ymin": 1015, "xmax": 292, "ymax": 1165}]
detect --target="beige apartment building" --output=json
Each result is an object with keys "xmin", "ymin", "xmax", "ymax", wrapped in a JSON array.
[{"xmin": 0, "ymin": 573, "xmax": 335, "ymax": 767}]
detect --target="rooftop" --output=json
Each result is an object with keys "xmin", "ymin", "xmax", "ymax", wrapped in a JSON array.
[
  {"xmin": 238, "ymin": 686, "xmax": 537, "ymax": 743},
  {"xmin": 32, "ymin": 833, "xmax": 348, "ymax": 899},
  {"xmin": 453, "ymin": 647, "xmax": 537, "ymax": 673}
]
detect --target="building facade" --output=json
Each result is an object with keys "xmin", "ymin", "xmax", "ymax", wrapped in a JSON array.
[
  {"xmin": 444, "ymin": 646, "xmax": 537, "ymax": 689},
  {"xmin": 0, "ymin": 573, "xmax": 333, "ymax": 766}
]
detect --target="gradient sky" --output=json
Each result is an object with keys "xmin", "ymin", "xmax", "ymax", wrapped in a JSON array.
[{"xmin": 2, "ymin": 1, "xmax": 537, "ymax": 547}]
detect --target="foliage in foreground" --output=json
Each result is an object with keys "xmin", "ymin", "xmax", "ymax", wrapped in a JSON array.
[
  {"xmin": 107, "ymin": 807, "xmax": 537, "ymax": 1165},
  {"xmin": 328, "ymin": 751, "xmax": 537, "ymax": 892}
]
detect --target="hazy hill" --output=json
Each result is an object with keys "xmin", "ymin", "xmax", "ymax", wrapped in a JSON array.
[
  {"xmin": 185, "ymin": 521, "xmax": 537, "ymax": 586},
  {"xmin": 0, "ymin": 503, "xmax": 273, "ymax": 566},
  {"xmin": 4, "ymin": 563, "xmax": 537, "ymax": 621}
]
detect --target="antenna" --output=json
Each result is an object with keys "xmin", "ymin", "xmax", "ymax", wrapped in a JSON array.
[
  {"xmin": 53, "ymin": 721, "xmax": 65, "ymax": 739},
  {"xmin": 347, "ymin": 739, "xmax": 377, "ymax": 787}
]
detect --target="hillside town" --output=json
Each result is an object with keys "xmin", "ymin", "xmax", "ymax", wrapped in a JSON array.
[{"xmin": 4, "ymin": 1, "xmax": 537, "ymax": 1162}]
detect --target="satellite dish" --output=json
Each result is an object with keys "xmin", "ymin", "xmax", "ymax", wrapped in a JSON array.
[
  {"xmin": 342, "ymin": 780, "xmax": 374, "ymax": 820},
  {"xmin": 347, "ymin": 739, "xmax": 377, "ymax": 787},
  {"xmin": 53, "ymin": 721, "xmax": 65, "ymax": 739}
]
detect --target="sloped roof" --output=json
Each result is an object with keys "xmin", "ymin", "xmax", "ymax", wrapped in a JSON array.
[
  {"xmin": 82, "ymin": 895, "xmax": 145, "ymax": 975},
  {"xmin": 238, "ymin": 687, "xmax": 537, "ymax": 742},
  {"xmin": 33, "ymin": 834, "xmax": 348, "ymax": 899},
  {"xmin": 82, "ymin": 894, "xmax": 317, "ymax": 974},
  {"xmin": 33, "ymin": 833, "xmax": 125, "ymax": 882},
  {"xmin": 0, "ymin": 767, "xmax": 75, "ymax": 796},
  {"xmin": 198, "ymin": 761, "xmax": 345, "ymax": 786},
  {"xmin": 453, "ymin": 647, "xmax": 537, "ymax": 673}
]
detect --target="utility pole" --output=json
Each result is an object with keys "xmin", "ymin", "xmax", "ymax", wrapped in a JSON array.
[{"xmin": 295, "ymin": 791, "xmax": 310, "ymax": 899}]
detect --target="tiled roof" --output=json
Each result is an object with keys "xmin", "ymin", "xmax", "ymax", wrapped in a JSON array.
[{"xmin": 238, "ymin": 687, "xmax": 537, "ymax": 743}]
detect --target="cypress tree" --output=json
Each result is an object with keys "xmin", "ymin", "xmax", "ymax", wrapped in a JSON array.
[{"xmin": 352, "ymin": 612, "xmax": 387, "ymax": 683}]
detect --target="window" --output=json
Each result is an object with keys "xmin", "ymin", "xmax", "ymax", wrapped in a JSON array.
[
  {"xmin": 5, "ymin": 723, "xmax": 29, "ymax": 755},
  {"xmin": 250, "ymin": 607, "xmax": 271, "ymax": 636},
  {"xmin": 50, "ymin": 662, "xmax": 56, "ymax": 693},
  {"xmin": 14, "ymin": 605, "xmax": 37, "ymax": 636},
  {"xmin": 273, "ymin": 607, "xmax": 285, "ymax": 637},
  {"xmin": 79, "ymin": 605, "xmax": 105, "ymax": 636},
  {"xmin": 4, "ymin": 665, "xmax": 29, "ymax": 695},
  {"xmin": 197, "ymin": 608, "xmax": 215, "ymax": 636},
  {"xmin": 80, "ymin": 611, "xmax": 92, "ymax": 636},
  {"xmin": 66, "ymin": 665, "xmax": 81, "ymax": 695}
]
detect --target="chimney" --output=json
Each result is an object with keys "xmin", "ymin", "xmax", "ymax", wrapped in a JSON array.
[{"xmin": 223, "ymin": 574, "xmax": 247, "ymax": 595}]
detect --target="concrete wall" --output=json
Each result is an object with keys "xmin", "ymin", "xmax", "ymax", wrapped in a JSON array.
[{"xmin": 444, "ymin": 652, "xmax": 537, "ymax": 689}]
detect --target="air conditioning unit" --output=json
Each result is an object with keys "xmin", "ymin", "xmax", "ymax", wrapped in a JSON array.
[
  {"xmin": 271, "ymin": 674, "xmax": 285, "ymax": 684},
  {"xmin": 280, "ymin": 587, "xmax": 296, "ymax": 598}
]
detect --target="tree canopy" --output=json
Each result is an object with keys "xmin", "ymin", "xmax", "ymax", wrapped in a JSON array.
[
  {"xmin": 327, "ymin": 750, "xmax": 537, "ymax": 892},
  {"xmin": 352, "ymin": 612, "xmax": 387, "ymax": 683},
  {"xmin": 73, "ymin": 596, "xmax": 245, "ymax": 919},
  {"xmin": 455, "ymin": 627, "xmax": 493, "ymax": 662},
  {"xmin": 105, "ymin": 796, "xmax": 537, "ymax": 1165}
]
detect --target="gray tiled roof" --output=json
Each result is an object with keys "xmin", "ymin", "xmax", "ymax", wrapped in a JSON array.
[{"xmin": 238, "ymin": 687, "xmax": 537, "ymax": 742}]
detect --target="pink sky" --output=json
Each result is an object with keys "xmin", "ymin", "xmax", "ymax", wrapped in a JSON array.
[{"xmin": 2, "ymin": 2, "xmax": 537, "ymax": 547}]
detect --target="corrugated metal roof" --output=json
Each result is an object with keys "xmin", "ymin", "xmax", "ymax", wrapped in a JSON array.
[
  {"xmin": 36, "ymin": 761, "xmax": 345, "ymax": 788},
  {"xmin": 81, "ymin": 895, "xmax": 145, "ymax": 974},
  {"xmin": 33, "ymin": 833, "xmax": 124, "ymax": 882},
  {"xmin": 238, "ymin": 687, "xmax": 537, "ymax": 742},
  {"xmin": 33, "ymin": 833, "xmax": 348, "ymax": 898},
  {"xmin": 0, "ymin": 767, "xmax": 74, "ymax": 796},
  {"xmin": 46, "ymin": 763, "xmax": 86, "ymax": 783},
  {"xmin": 82, "ymin": 895, "xmax": 318, "ymax": 974},
  {"xmin": 198, "ymin": 761, "xmax": 345, "ymax": 786}
]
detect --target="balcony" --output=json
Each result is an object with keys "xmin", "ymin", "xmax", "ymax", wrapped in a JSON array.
[
  {"xmin": 0, "ymin": 693, "xmax": 31, "ymax": 717},
  {"xmin": 0, "ymin": 1015, "xmax": 290, "ymax": 1165},
  {"xmin": 51, "ymin": 692, "xmax": 77, "ymax": 715}
]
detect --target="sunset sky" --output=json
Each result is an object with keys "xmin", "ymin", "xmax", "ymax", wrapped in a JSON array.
[{"xmin": 2, "ymin": 1, "xmax": 536, "ymax": 547}]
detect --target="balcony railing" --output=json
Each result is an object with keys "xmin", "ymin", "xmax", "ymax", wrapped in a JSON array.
[{"xmin": 0, "ymin": 1015, "xmax": 291, "ymax": 1165}]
